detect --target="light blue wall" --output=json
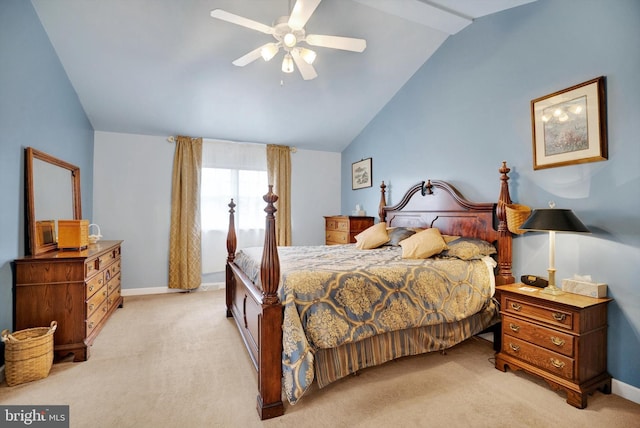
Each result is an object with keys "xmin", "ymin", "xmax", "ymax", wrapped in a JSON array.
[
  {"xmin": 342, "ymin": 0, "xmax": 640, "ymax": 388},
  {"xmin": 0, "ymin": 0, "xmax": 94, "ymax": 363}
]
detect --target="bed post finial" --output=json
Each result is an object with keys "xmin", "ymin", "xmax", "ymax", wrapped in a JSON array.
[
  {"xmin": 378, "ymin": 181, "xmax": 387, "ymax": 223},
  {"xmin": 261, "ymin": 185, "xmax": 280, "ymax": 305},
  {"xmin": 496, "ymin": 161, "xmax": 514, "ymax": 285}
]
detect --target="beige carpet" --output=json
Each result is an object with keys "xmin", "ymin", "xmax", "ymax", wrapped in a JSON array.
[{"xmin": 1, "ymin": 289, "xmax": 639, "ymax": 428}]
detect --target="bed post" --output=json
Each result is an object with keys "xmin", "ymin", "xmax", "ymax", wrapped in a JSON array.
[
  {"xmin": 378, "ymin": 181, "xmax": 387, "ymax": 223},
  {"xmin": 496, "ymin": 161, "xmax": 515, "ymax": 285},
  {"xmin": 226, "ymin": 199, "xmax": 237, "ymax": 318},
  {"xmin": 257, "ymin": 185, "xmax": 284, "ymax": 420}
]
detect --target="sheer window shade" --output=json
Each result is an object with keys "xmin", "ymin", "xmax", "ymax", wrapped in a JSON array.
[{"xmin": 201, "ymin": 140, "xmax": 267, "ymax": 274}]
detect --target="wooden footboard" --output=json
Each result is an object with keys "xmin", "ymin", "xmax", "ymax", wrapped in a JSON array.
[{"xmin": 226, "ymin": 164, "xmax": 515, "ymax": 420}]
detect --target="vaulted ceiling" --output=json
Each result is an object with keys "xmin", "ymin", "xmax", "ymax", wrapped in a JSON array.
[{"xmin": 31, "ymin": 0, "xmax": 536, "ymax": 152}]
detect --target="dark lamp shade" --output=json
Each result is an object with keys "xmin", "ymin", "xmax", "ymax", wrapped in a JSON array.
[{"xmin": 519, "ymin": 209, "xmax": 590, "ymax": 233}]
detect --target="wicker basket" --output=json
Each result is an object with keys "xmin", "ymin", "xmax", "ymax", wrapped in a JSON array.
[
  {"xmin": 505, "ymin": 204, "xmax": 531, "ymax": 235},
  {"xmin": 2, "ymin": 321, "xmax": 57, "ymax": 386}
]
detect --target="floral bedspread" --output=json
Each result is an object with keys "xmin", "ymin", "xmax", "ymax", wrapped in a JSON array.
[{"xmin": 234, "ymin": 244, "xmax": 496, "ymax": 404}]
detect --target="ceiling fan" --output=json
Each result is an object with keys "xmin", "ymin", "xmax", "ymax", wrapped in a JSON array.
[{"xmin": 210, "ymin": 0, "xmax": 366, "ymax": 80}]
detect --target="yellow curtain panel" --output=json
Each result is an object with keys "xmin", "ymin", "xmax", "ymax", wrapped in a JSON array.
[{"xmin": 169, "ymin": 136, "xmax": 203, "ymax": 290}]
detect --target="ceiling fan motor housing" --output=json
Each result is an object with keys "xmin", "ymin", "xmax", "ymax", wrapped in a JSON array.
[{"xmin": 273, "ymin": 16, "xmax": 305, "ymax": 49}]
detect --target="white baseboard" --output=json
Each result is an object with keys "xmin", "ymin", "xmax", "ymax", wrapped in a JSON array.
[
  {"xmin": 613, "ymin": 378, "xmax": 640, "ymax": 404},
  {"xmin": 120, "ymin": 282, "xmax": 224, "ymax": 297}
]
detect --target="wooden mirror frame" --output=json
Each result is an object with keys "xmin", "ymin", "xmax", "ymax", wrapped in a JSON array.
[{"xmin": 25, "ymin": 147, "xmax": 82, "ymax": 255}]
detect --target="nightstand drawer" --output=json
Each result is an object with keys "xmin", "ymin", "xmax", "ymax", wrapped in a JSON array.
[
  {"xmin": 326, "ymin": 218, "xmax": 349, "ymax": 231},
  {"xmin": 326, "ymin": 231, "xmax": 349, "ymax": 244},
  {"xmin": 503, "ymin": 315, "xmax": 574, "ymax": 357},
  {"xmin": 502, "ymin": 335, "xmax": 574, "ymax": 380},
  {"xmin": 503, "ymin": 296, "xmax": 574, "ymax": 331}
]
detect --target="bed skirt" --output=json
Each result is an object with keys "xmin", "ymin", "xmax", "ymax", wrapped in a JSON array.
[{"xmin": 313, "ymin": 299, "xmax": 499, "ymax": 389}]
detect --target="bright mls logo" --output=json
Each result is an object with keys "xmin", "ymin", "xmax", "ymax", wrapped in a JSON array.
[{"xmin": 1, "ymin": 406, "xmax": 69, "ymax": 427}]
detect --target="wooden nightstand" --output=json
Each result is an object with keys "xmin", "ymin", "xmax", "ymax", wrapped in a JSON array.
[
  {"xmin": 494, "ymin": 283, "xmax": 612, "ymax": 408},
  {"xmin": 324, "ymin": 215, "xmax": 374, "ymax": 245}
]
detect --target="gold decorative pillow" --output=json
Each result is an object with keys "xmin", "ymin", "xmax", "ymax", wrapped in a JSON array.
[
  {"xmin": 355, "ymin": 222, "xmax": 390, "ymax": 249},
  {"xmin": 439, "ymin": 237, "xmax": 497, "ymax": 260},
  {"xmin": 399, "ymin": 228, "xmax": 447, "ymax": 259}
]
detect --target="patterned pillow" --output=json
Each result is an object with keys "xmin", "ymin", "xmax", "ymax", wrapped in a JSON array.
[
  {"xmin": 355, "ymin": 222, "xmax": 390, "ymax": 249},
  {"xmin": 399, "ymin": 228, "xmax": 447, "ymax": 259},
  {"xmin": 439, "ymin": 237, "xmax": 497, "ymax": 260},
  {"xmin": 384, "ymin": 227, "xmax": 417, "ymax": 246}
]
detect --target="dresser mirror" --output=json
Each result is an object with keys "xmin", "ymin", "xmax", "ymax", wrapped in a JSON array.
[{"xmin": 25, "ymin": 147, "xmax": 82, "ymax": 255}]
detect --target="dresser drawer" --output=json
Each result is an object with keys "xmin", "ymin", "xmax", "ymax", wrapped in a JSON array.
[
  {"xmin": 326, "ymin": 231, "xmax": 349, "ymax": 244},
  {"xmin": 85, "ymin": 256, "xmax": 101, "ymax": 278},
  {"xmin": 503, "ymin": 315, "xmax": 574, "ymax": 357},
  {"xmin": 109, "ymin": 260, "xmax": 121, "ymax": 277},
  {"xmin": 503, "ymin": 296, "xmax": 574, "ymax": 331},
  {"xmin": 108, "ymin": 286, "xmax": 121, "ymax": 311},
  {"xmin": 326, "ymin": 218, "xmax": 349, "ymax": 232},
  {"xmin": 503, "ymin": 335, "xmax": 574, "ymax": 380},
  {"xmin": 86, "ymin": 299, "xmax": 108, "ymax": 336},
  {"xmin": 86, "ymin": 272, "xmax": 104, "ymax": 298},
  {"xmin": 107, "ymin": 273, "xmax": 121, "ymax": 294},
  {"xmin": 86, "ymin": 285, "xmax": 107, "ymax": 316}
]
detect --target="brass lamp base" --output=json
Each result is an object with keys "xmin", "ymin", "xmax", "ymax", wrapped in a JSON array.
[
  {"xmin": 541, "ymin": 268, "xmax": 563, "ymax": 295},
  {"xmin": 541, "ymin": 285, "xmax": 564, "ymax": 295}
]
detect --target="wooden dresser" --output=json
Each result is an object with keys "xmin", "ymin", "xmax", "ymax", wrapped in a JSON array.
[
  {"xmin": 14, "ymin": 240, "xmax": 124, "ymax": 362},
  {"xmin": 494, "ymin": 283, "xmax": 612, "ymax": 408},
  {"xmin": 324, "ymin": 215, "xmax": 374, "ymax": 245}
]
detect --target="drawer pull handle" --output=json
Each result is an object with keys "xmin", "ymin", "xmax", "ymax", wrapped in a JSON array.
[
  {"xmin": 89, "ymin": 285, "xmax": 94, "ymax": 292},
  {"xmin": 509, "ymin": 343, "xmax": 520, "ymax": 352},
  {"xmin": 510, "ymin": 303, "xmax": 522, "ymax": 311},
  {"xmin": 552, "ymin": 312, "xmax": 566, "ymax": 321},
  {"xmin": 550, "ymin": 358, "xmax": 565, "ymax": 369},
  {"xmin": 509, "ymin": 323, "xmax": 520, "ymax": 332},
  {"xmin": 550, "ymin": 336, "xmax": 566, "ymax": 346},
  {"xmin": 88, "ymin": 321, "xmax": 94, "ymax": 330},
  {"xmin": 89, "ymin": 303, "xmax": 95, "ymax": 312}
]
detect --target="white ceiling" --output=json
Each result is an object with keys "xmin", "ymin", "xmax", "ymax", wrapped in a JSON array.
[{"xmin": 31, "ymin": 0, "xmax": 536, "ymax": 152}]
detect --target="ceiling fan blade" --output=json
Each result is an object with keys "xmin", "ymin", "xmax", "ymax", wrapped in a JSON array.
[
  {"xmin": 288, "ymin": 0, "xmax": 322, "ymax": 30},
  {"xmin": 291, "ymin": 49, "xmax": 318, "ymax": 80},
  {"xmin": 232, "ymin": 44, "xmax": 272, "ymax": 67},
  {"xmin": 305, "ymin": 34, "xmax": 366, "ymax": 52},
  {"xmin": 210, "ymin": 9, "xmax": 274, "ymax": 34}
]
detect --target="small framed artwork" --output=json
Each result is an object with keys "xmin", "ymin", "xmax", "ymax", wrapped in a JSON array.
[
  {"xmin": 352, "ymin": 158, "xmax": 372, "ymax": 190},
  {"xmin": 531, "ymin": 76, "xmax": 607, "ymax": 170}
]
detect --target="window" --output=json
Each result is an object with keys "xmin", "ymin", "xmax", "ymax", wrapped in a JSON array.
[
  {"xmin": 201, "ymin": 168, "xmax": 267, "ymax": 231},
  {"xmin": 200, "ymin": 140, "xmax": 267, "ymax": 274}
]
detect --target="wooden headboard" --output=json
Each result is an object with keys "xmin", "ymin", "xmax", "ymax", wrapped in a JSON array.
[{"xmin": 378, "ymin": 162, "xmax": 514, "ymax": 285}]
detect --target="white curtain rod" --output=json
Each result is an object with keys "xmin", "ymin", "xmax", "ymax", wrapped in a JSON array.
[{"xmin": 167, "ymin": 136, "xmax": 296, "ymax": 152}]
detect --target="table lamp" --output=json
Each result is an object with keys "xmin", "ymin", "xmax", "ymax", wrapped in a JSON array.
[{"xmin": 519, "ymin": 204, "xmax": 590, "ymax": 295}]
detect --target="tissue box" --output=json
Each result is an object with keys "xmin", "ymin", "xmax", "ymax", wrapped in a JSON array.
[
  {"xmin": 57, "ymin": 219, "xmax": 89, "ymax": 250},
  {"xmin": 561, "ymin": 279, "xmax": 607, "ymax": 298}
]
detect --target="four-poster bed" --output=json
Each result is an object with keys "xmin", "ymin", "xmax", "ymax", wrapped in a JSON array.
[{"xmin": 225, "ymin": 162, "xmax": 515, "ymax": 420}]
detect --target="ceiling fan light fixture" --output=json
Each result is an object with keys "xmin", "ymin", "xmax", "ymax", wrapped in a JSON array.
[
  {"xmin": 283, "ymin": 32, "xmax": 297, "ymax": 48},
  {"xmin": 261, "ymin": 43, "xmax": 279, "ymax": 61},
  {"xmin": 282, "ymin": 53, "xmax": 294, "ymax": 73},
  {"xmin": 298, "ymin": 47, "xmax": 316, "ymax": 65}
]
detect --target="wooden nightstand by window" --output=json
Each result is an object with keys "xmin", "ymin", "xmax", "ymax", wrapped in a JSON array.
[
  {"xmin": 324, "ymin": 215, "xmax": 374, "ymax": 245},
  {"xmin": 495, "ymin": 283, "xmax": 612, "ymax": 409}
]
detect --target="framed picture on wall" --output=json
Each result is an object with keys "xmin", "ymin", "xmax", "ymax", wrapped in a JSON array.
[
  {"xmin": 352, "ymin": 158, "xmax": 372, "ymax": 190},
  {"xmin": 531, "ymin": 76, "xmax": 607, "ymax": 170}
]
